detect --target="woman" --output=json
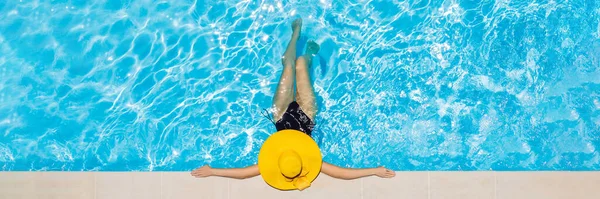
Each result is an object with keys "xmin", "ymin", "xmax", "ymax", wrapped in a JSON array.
[{"xmin": 191, "ymin": 18, "xmax": 395, "ymax": 190}]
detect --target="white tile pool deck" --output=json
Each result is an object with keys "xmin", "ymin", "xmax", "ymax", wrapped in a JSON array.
[{"xmin": 1, "ymin": 172, "xmax": 599, "ymax": 199}]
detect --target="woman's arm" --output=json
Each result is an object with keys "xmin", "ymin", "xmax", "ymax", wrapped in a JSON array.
[
  {"xmin": 320, "ymin": 162, "xmax": 395, "ymax": 180},
  {"xmin": 191, "ymin": 165, "xmax": 260, "ymax": 179}
]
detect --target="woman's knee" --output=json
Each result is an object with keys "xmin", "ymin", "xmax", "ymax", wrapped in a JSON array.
[{"xmin": 295, "ymin": 56, "xmax": 308, "ymax": 70}]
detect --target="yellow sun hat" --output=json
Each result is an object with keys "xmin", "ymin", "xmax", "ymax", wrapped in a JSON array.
[{"xmin": 258, "ymin": 129, "xmax": 322, "ymax": 191}]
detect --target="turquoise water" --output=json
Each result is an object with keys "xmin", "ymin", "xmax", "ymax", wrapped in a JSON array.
[{"xmin": 1, "ymin": 0, "xmax": 599, "ymax": 171}]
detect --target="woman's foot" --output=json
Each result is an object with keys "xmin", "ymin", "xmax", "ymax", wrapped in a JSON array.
[
  {"xmin": 300, "ymin": 40, "xmax": 320, "ymax": 67},
  {"xmin": 292, "ymin": 18, "xmax": 302, "ymax": 39},
  {"xmin": 305, "ymin": 40, "xmax": 320, "ymax": 56},
  {"xmin": 374, "ymin": 166, "xmax": 396, "ymax": 178}
]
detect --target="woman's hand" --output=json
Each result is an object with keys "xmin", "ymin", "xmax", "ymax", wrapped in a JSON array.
[
  {"xmin": 374, "ymin": 166, "xmax": 395, "ymax": 178},
  {"xmin": 191, "ymin": 165, "xmax": 214, "ymax": 178}
]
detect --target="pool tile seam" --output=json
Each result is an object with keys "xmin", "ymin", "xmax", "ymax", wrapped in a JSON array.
[
  {"xmin": 494, "ymin": 172, "xmax": 497, "ymax": 199},
  {"xmin": 227, "ymin": 176, "xmax": 232, "ymax": 199},
  {"xmin": 427, "ymin": 172, "xmax": 431, "ymax": 199},
  {"xmin": 360, "ymin": 178, "xmax": 364, "ymax": 199},
  {"xmin": 94, "ymin": 172, "xmax": 97, "ymax": 199},
  {"xmin": 227, "ymin": 178, "xmax": 231, "ymax": 199},
  {"xmin": 160, "ymin": 172, "xmax": 163, "ymax": 199}
]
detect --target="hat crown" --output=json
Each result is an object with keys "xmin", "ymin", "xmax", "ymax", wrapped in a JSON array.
[
  {"xmin": 278, "ymin": 150, "xmax": 302, "ymax": 178},
  {"xmin": 257, "ymin": 130, "xmax": 322, "ymax": 191}
]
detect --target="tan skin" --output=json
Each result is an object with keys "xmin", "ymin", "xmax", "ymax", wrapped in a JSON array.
[{"xmin": 192, "ymin": 18, "xmax": 395, "ymax": 181}]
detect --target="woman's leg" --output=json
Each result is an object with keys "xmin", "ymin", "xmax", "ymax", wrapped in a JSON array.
[
  {"xmin": 272, "ymin": 18, "xmax": 302, "ymax": 121},
  {"xmin": 294, "ymin": 40, "xmax": 320, "ymax": 120}
]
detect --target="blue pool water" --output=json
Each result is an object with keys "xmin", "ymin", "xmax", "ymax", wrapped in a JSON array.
[{"xmin": 1, "ymin": 0, "xmax": 599, "ymax": 171}]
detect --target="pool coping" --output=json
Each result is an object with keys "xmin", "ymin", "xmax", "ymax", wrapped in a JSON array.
[{"xmin": 1, "ymin": 171, "xmax": 600, "ymax": 198}]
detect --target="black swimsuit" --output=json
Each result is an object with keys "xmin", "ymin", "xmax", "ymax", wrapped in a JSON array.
[{"xmin": 269, "ymin": 101, "xmax": 315, "ymax": 137}]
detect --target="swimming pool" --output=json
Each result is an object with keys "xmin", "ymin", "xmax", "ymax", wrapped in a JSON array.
[{"xmin": 1, "ymin": 0, "xmax": 599, "ymax": 171}]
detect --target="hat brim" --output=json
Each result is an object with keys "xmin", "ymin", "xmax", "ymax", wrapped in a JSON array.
[{"xmin": 258, "ymin": 130, "xmax": 322, "ymax": 190}]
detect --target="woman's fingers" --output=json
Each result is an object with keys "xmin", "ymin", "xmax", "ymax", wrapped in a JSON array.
[
  {"xmin": 375, "ymin": 167, "xmax": 396, "ymax": 178},
  {"xmin": 192, "ymin": 171, "xmax": 208, "ymax": 177},
  {"xmin": 387, "ymin": 171, "xmax": 396, "ymax": 177}
]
